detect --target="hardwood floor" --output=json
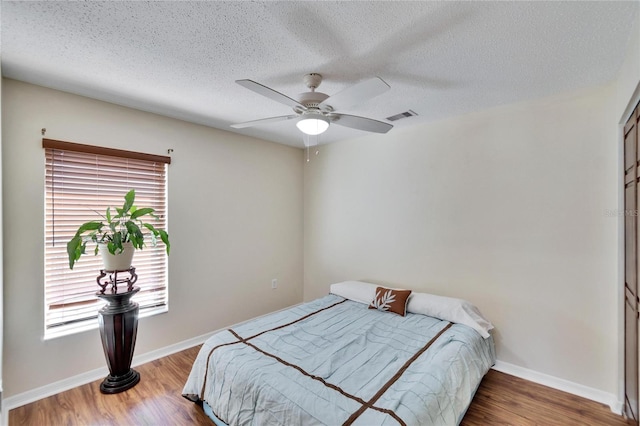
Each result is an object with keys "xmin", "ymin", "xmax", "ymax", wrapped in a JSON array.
[
  {"xmin": 9, "ymin": 345, "xmax": 635, "ymax": 425},
  {"xmin": 9, "ymin": 346, "xmax": 211, "ymax": 426},
  {"xmin": 462, "ymin": 371, "xmax": 634, "ymax": 426}
]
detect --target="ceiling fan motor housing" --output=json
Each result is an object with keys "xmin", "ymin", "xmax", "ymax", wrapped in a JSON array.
[
  {"xmin": 297, "ymin": 91, "xmax": 330, "ymax": 112},
  {"xmin": 297, "ymin": 73, "xmax": 333, "ymax": 115},
  {"xmin": 303, "ymin": 73, "xmax": 323, "ymax": 90}
]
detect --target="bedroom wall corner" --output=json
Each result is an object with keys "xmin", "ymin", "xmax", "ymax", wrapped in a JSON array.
[
  {"xmin": 614, "ymin": 7, "xmax": 640, "ymax": 123},
  {"xmin": 0, "ymin": 78, "xmax": 304, "ymax": 399},
  {"xmin": 303, "ymin": 83, "xmax": 619, "ymax": 399}
]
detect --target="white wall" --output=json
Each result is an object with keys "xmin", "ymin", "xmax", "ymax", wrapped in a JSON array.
[
  {"xmin": 1, "ymin": 79, "xmax": 304, "ymax": 397},
  {"xmin": 615, "ymin": 8, "xmax": 640, "ymax": 122},
  {"xmin": 304, "ymin": 83, "xmax": 619, "ymax": 395}
]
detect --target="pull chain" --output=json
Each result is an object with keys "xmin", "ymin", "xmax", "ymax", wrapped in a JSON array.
[{"xmin": 303, "ymin": 133, "xmax": 319, "ymax": 163}]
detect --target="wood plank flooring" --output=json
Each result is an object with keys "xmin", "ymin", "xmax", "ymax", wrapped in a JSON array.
[
  {"xmin": 9, "ymin": 345, "xmax": 635, "ymax": 425},
  {"xmin": 9, "ymin": 346, "xmax": 211, "ymax": 426},
  {"xmin": 462, "ymin": 370, "xmax": 634, "ymax": 426}
]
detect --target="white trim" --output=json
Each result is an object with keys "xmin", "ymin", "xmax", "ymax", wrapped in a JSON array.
[
  {"xmin": 493, "ymin": 360, "xmax": 623, "ymax": 415},
  {"xmin": 617, "ymin": 116, "xmax": 627, "ymax": 422},
  {"xmin": 2, "ymin": 302, "xmax": 302, "ymax": 414}
]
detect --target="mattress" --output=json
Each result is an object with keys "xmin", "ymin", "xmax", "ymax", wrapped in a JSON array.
[{"xmin": 183, "ymin": 294, "xmax": 495, "ymax": 425}]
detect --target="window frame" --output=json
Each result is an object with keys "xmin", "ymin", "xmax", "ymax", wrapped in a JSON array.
[{"xmin": 43, "ymin": 138, "xmax": 171, "ymax": 339}]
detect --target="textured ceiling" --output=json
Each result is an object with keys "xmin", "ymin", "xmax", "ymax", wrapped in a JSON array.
[{"xmin": 1, "ymin": 1, "xmax": 638, "ymax": 148}]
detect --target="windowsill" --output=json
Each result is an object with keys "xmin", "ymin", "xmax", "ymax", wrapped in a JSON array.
[{"xmin": 43, "ymin": 305, "xmax": 168, "ymax": 341}]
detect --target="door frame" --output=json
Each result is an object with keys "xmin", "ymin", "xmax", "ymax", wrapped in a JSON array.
[{"xmin": 620, "ymin": 82, "xmax": 640, "ymax": 418}]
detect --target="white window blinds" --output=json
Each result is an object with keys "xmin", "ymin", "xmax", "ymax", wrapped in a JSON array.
[{"xmin": 43, "ymin": 139, "xmax": 170, "ymax": 337}]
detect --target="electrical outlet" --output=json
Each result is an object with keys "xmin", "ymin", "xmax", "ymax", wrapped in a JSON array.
[{"xmin": 271, "ymin": 279, "xmax": 278, "ymax": 289}]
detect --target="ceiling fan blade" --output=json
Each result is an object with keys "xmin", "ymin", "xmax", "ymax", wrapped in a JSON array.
[
  {"xmin": 236, "ymin": 79, "xmax": 306, "ymax": 111},
  {"xmin": 318, "ymin": 77, "xmax": 390, "ymax": 111},
  {"xmin": 230, "ymin": 115, "xmax": 298, "ymax": 129},
  {"xmin": 331, "ymin": 114, "xmax": 393, "ymax": 134}
]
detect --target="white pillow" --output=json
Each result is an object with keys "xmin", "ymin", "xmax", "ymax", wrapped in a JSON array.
[
  {"xmin": 329, "ymin": 281, "xmax": 494, "ymax": 339},
  {"xmin": 406, "ymin": 292, "xmax": 493, "ymax": 338},
  {"xmin": 330, "ymin": 281, "xmax": 376, "ymax": 305}
]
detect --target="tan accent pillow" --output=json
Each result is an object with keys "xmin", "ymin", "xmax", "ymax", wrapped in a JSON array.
[{"xmin": 368, "ymin": 287, "xmax": 412, "ymax": 316}]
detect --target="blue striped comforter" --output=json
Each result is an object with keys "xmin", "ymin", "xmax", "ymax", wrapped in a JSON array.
[{"xmin": 183, "ymin": 294, "xmax": 495, "ymax": 425}]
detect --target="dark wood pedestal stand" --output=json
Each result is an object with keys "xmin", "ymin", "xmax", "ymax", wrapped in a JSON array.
[{"xmin": 96, "ymin": 268, "xmax": 140, "ymax": 394}]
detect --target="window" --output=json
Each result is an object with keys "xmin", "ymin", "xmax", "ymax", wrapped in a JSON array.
[{"xmin": 43, "ymin": 139, "xmax": 171, "ymax": 338}]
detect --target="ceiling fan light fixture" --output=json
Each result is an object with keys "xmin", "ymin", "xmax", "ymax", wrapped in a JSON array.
[{"xmin": 296, "ymin": 114, "xmax": 329, "ymax": 135}]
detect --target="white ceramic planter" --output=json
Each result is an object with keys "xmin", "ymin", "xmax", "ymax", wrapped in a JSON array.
[{"xmin": 99, "ymin": 242, "xmax": 135, "ymax": 271}]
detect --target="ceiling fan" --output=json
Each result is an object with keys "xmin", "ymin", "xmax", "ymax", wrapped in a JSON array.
[{"xmin": 231, "ymin": 73, "xmax": 393, "ymax": 136}]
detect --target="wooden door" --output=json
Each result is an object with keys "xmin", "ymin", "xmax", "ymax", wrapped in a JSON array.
[{"xmin": 625, "ymin": 102, "xmax": 640, "ymax": 422}]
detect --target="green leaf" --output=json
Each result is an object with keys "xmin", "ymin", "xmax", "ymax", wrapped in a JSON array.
[
  {"xmin": 131, "ymin": 207, "xmax": 154, "ymax": 220},
  {"xmin": 112, "ymin": 232, "xmax": 122, "ymax": 251},
  {"xmin": 106, "ymin": 207, "xmax": 111, "ymax": 223},
  {"xmin": 158, "ymin": 229, "xmax": 170, "ymax": 255},
  {"xmin": 122, "ymin": 189, "xmax": 135, "ymax": 213},
  {"xmin": 67, "ymin": 236, "xmax": 83, "ymax": 269},
  {"xmin": 125, "ymin": 221, "xmax": 144, "ymax": 249},
  {"xmin": 143, "ymin": 223, "xmax": 157, "ymax": 233},
  {"xmin": 75, "ymin": 221, "xmax": 103, "ymax": 237}
]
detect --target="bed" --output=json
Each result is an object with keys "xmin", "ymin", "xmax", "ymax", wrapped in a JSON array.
[{"xmin": 183, "ymin": 281, "xmax": 496, "ymax": 425}]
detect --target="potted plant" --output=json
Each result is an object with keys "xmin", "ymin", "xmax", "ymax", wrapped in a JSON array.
[{"xmin": 67, "ymin": 189, "xmax": 170, "ymax": 270}]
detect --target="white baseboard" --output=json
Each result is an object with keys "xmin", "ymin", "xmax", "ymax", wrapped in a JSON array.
[
  {"xmin": 492, "ymin": 360, "xmax": 623, "ymax": 415},
  {"xmin": 2, "ymin": 302, "xmax": 302, "ymax": 416}
]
